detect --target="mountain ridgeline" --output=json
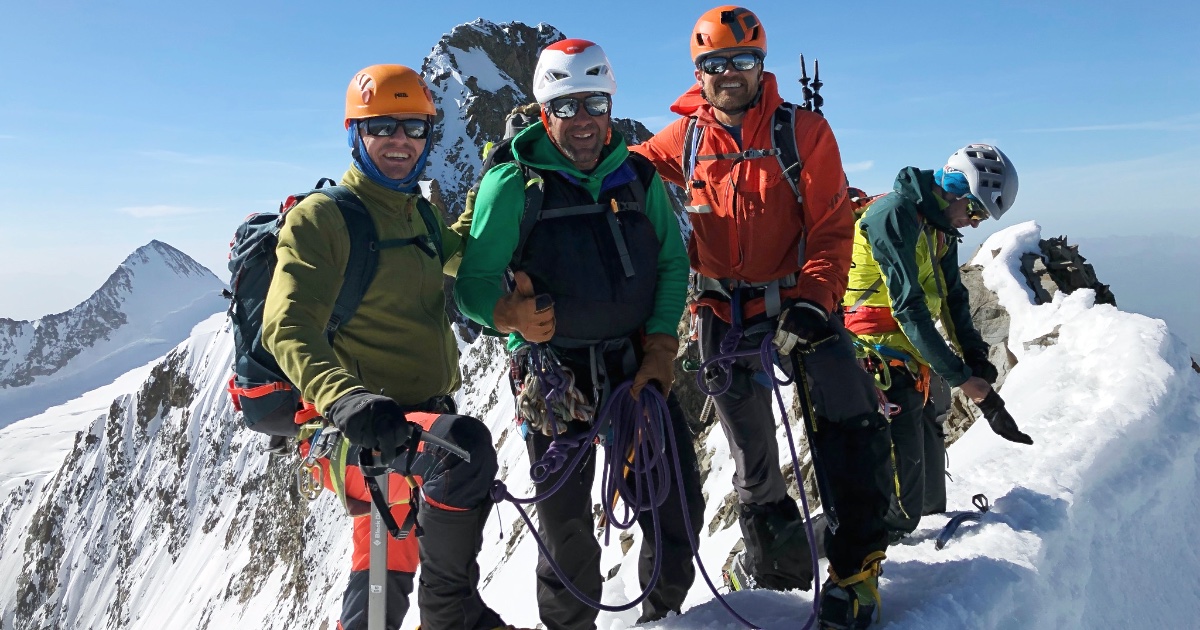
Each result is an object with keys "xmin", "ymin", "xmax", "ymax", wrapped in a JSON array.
[{"xmin": 5, "ymin": 18, "xmax": 1185, "ymax": 630}]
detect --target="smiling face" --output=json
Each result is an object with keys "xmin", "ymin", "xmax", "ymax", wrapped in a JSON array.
[
  {"xmin": 358, "ymin": 114, "xmax": 430, "ymax": 180},
  {"xmin": 695, "ymin": 54, "xmax": 763, "ymax": 124},
  {"xmin": 543, "ymin": 91, "xmax": 611, "ymax": 171}
]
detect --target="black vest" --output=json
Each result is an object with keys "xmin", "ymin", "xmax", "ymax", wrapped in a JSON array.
[{"xmin": 514, "ymin": 154, "xmax": 661, "ymax": 345}]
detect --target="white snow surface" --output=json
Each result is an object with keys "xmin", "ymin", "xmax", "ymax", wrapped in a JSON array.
[{"xmin": 1, "ymin": 221, "xmax": 1198, "ymax": 630}]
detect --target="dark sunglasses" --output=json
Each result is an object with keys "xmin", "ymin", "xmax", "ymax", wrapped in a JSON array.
[
  {"xmin": 358, "ymin": 116, "xmax": 431, "ymax": 139},
  {"xmin": 699, "ymin": 52, "xmax": 762, "ymax": 75},
  {"xmin": 964, "ymin": 195, "xmax": 990, "ymax": 221},
  {"xmin": 545, "ymin": 94, "xmax": 612, "ymax": 119}
]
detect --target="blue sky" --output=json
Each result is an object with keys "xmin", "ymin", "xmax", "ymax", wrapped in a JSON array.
[{"xmin": 2, "ymin": 1, "xmax": 1197, "ymax": 319}]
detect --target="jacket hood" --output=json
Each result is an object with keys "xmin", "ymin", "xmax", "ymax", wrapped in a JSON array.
[
  {"xmin": 669, "ymin": 71, "xmax": 785, "ymax": 136},
  {"xmin": 509, "ymin": 120, "xmax": 630, "ymax": 180},
  {"xmin": 893, "ymin": 167, "xmax": 961, "ymax": 237}
]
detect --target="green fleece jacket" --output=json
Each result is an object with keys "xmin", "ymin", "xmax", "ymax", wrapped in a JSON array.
[
  {"xmin": 262, "ymin": 166, "xmax": 462, "ymax": 414},
  {"xmin": 454, "ymin": 122, "xmax": 689, "ymax": 347},
  {"xmin": 857, "ymin": 167, "xmax": 988, "ymax": 386}
]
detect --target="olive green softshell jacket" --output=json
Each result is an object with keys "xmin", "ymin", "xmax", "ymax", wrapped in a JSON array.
[{"xmin": 263, "ymin": 166, "xmax": 463, "ymax": 415}]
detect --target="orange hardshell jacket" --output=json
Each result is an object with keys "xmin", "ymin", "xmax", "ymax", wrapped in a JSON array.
[{"xmin": 631, "ymin": 72, "xmax": 853, "ymax": 320}]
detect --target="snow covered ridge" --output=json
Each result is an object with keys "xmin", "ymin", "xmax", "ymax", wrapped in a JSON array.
[
  {"xmin": 0, "ymin": 240, "xmax": 226, "ymax": 428},
  {"xmin": 3, "ymin": 221, "xmax": 1197, "ymax": 629}
]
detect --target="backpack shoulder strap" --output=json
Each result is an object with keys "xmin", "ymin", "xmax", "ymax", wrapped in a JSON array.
[
  {"xmin": 681, "ymin": 116, "xmax": 702, "ymax": 183},
  {"xmin": 511, "ymin": 164, "xmax": 545, "ymax": 268},
  {"xmin": 626, "ymin": 152, "xmax": 658, "ymax": 213},
  {"xmin": 413, "ymin": 196, "xmax": 445, "ymax": 264},
  {"xmin": 772, "ymin": 103, "xmax": 804, "ymax": 203},
  {"xmin": 316, "ymin": 185, "xmax": 378, "ymax": 337}
]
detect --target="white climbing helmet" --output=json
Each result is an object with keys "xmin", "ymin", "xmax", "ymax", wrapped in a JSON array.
[
  {"xmin": 532, "ymin": 39, "xmax": 617, "ymax": 104},
  {"xmin": 944, "ymin": 143, "xmax": 1018, "ymax": 219}
]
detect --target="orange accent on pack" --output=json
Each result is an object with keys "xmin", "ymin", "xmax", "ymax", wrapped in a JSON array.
[
  {"xmin": 843, "ymin": 305, "xmax": 901, "ymax": 335},
  {"xmin": 294, "ymin": 400, "xmax": 320, "ymax": 424}
]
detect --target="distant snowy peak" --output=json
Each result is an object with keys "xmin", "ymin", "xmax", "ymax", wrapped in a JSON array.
[
  {"xmin": 119, "ymin": 239, "xmax": 220, "ymax": 282},
  {"xmin": 0, "ymin": 241, "xmax": 224, "ymax": 391}
]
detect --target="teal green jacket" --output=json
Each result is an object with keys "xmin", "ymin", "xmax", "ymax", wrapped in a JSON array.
[
  {"xmin": 856, "ymin": 167, "xmax": 988, "ymax": 386},
  {"xmin": 455, "ymin": 122, "xmax": 689, "ymax": 348}
]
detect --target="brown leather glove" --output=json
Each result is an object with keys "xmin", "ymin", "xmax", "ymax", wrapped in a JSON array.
[
  {"xmin": 631, "ymin": 333, "xmax": 680, "ymax": 400},
  {"xmin": 493, "ymin": 270, "xmax": 555, "ymax": 343}
]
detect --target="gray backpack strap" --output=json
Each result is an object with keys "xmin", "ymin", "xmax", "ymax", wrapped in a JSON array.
[{"xmin": 772, "ymin": 103, "xmax": 804, "ymax": 203}]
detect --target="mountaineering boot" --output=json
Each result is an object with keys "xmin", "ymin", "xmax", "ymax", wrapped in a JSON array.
[
  {"xmin": 722, "ymin": 549, "xmax": 757, "ymax": 592},
  {"xmin": 415, "ymin": 501, "xmax": 506, "ymax": 629},
  {"xmin": 734, "ymin": 498, "xmax": 814, "ymax": 591},
  {"xmin": 818, "ymin": 551, "xmax": 885, "ymax": 630}
]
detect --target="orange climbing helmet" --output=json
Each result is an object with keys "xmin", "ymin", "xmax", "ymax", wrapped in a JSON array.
[
  {"xmin": 344, "ymin": 64, "xmax": 435, "ymax": 128},
  {"xmin": 690, "ymin": 6, "xmax": 767, "ymax": 63}
]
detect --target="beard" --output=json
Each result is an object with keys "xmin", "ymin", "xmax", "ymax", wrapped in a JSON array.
[
  {"xmin": 555, "ymin": 121, "xmax": 606, "ymax": 169},
  {"xmin": 701, "ymin": 76, "xmax": 761, "ymax": 114}
]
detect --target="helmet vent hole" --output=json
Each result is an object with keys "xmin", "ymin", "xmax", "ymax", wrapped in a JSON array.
[{"xmin": 549, "ymin": 71, "xmax": 568, "ymax": 81}]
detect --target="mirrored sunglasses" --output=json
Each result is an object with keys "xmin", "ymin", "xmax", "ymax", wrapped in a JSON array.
[
  {"xmin": 699, "ymin": 52, "xmax": 762, "ymax": 75},
  {"xmin": 965, "ymin": 195, "xmax": 990, "ymax": 221},
  {"xmin": 358, "ymin": 117, "xmax": 431, "ymax": 139},
  {"xmin": 545, "ymin": 94, "xmax": 612, "ymax": 119}
]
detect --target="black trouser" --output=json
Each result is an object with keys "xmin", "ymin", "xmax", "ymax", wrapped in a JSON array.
[
  {"xmin": 340, "ymin": 570, "xmax": 413, "ymax": 630},
  {"xmin": 698, "ymin": 307, "xmax": 892, "ymax": 582},
  {"xmin": 525, "ymin": 345, "xmax": 705, "ymax": 630},
  {"xmin": 386, "ymin": 413, "xmax": 505, "ymax": 630},
  {"xmin": 883, "ymin": 367, "xmax": 950, "ymax": 535}
]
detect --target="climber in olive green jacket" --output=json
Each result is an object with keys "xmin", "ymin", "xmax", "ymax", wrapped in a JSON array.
[
  {"xmin": 263, "ymin": 163, "xmax": 461, "ymax": 414},
  {"xmin": 844, "ymin": 144, "xmax": 1033, "ymax": 542},
  {"xmin": 454, "ymin": 40, "xmax": 704, "ymax": 629},
  {"xmin": 264, "ymin": 64, "xmax": 522, "ymax": 630}
]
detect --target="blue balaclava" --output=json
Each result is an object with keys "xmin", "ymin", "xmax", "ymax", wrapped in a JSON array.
[
  {"xmin": 348, "ymin": 123, "xmax": 433, "ymax": 193},
  {"xmin": 934, "ymin": 167, "xmax": 971, "ymax": 197}
]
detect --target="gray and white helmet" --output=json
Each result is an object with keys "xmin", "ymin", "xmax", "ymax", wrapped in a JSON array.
[{"xmin": 945, "ymin": 144, "xmax": 1018, "ymax": 219}]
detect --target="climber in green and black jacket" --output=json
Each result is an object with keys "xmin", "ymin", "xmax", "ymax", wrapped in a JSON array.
[
  {"xmin": 454, "ymin": 39, "xmax": 704, "ymax": 630},
  {"xmin": 843, "ymin": 144, "xmax": 1034, "ymax": 541}
]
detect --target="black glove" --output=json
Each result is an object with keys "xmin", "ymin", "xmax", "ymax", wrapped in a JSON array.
[
  {"xmin": 964, "ymin": 348, "xmax": 998, "ymax": 385},
  {"xmin": 975, "ymin": 389, "xmax": 1033, "ymax": 445},
  {"xmin": 773, "ymin": 300, "xmax": 835, "ymax": 355},
  {"xmin": 326, "ymin": 391, "xmax": 417, "ymax": 457}
]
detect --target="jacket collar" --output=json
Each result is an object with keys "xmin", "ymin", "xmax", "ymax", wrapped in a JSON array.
[{"xmin": 893, "ymin": 167, "xmax": 961, "ymax": 237}]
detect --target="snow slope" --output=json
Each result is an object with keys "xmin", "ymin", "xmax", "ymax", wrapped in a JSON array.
[{"xmin": 3, "ymin": 221, "xmax": 1197, "ymax": 630}]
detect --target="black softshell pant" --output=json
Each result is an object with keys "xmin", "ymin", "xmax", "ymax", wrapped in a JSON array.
[
  {"xmin": 386, "ymin": 413, "xmax": 505, "ymax": 630},
  {"xmin": 699, "ymin": 308, "xmax": 893, "ymax": 582},
  {"xmin": 882, "ymin": 367, "xmax": 951, "ymax": 535},
  {"xmin": 525, "ymin": 345, "xmax": 705, "ymax": 630}
]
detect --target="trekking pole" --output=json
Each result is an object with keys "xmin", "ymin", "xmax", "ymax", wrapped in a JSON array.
[
  {"xmin": 811, "ymin": 59, "xmax": 824, "ymax": 117},
  {"xmin": 367, "ymin": 454, "xmax": 389, "ymax": 630},
  {"xmin": 789, "ymin": 353, "xmax": 839, "ymax": 533},
  {"xmin": 799, "ymin": 54, "xmax": 813, "ymax": 112},
  {"xmin": 798, "ymin": 54, "xmax": 825, "ymax": 117}
]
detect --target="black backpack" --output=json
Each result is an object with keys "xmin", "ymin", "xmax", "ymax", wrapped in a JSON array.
[{"xmin": 224, "ymin": 178, "xmax": 444, "ymax": 436}]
